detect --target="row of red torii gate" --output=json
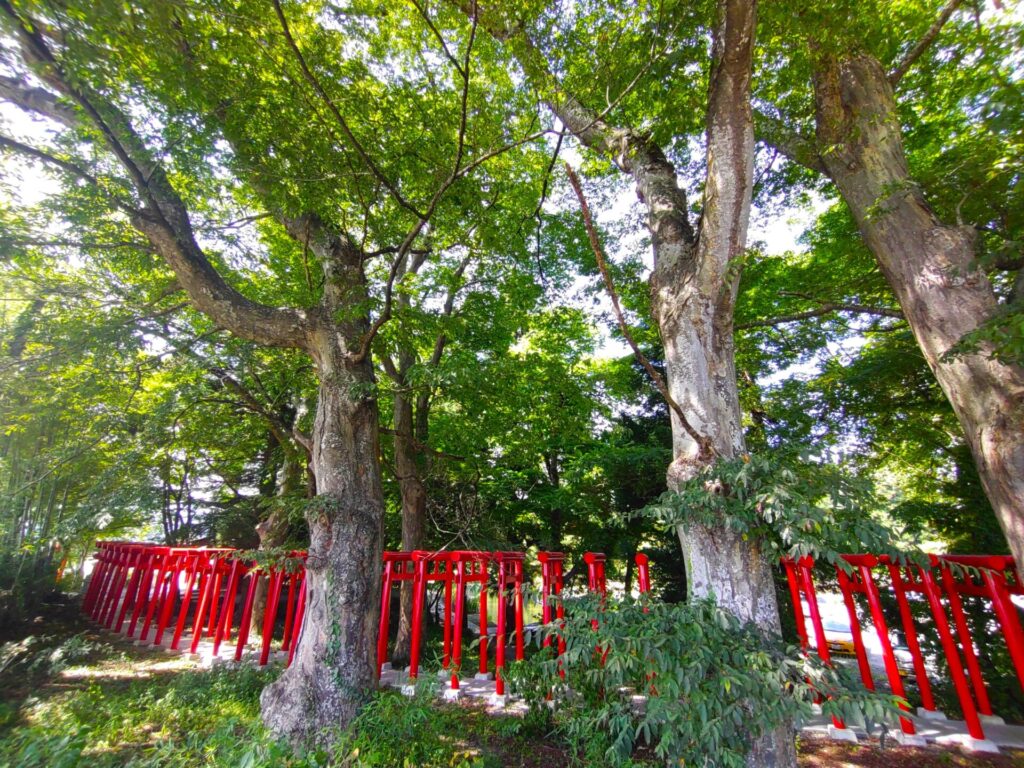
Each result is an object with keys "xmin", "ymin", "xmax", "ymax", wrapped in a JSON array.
[{"xmin": 83, "ymin": 542, "xmax": 1024, "ymax": 745}]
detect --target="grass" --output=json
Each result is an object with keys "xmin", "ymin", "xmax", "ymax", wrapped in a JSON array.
[
  {"xmin": 1, "ymin": 599, "xmax": 1021, "ymax": 767},
  {"xmin": 0, "ymin": 641, "xmax": 287, "ymax": 767},
  {"xmin": 0, "ymin": 601, "xmax": 572, "ymax": 767}
]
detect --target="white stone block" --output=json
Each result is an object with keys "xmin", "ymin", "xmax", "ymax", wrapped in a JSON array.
[
  {"xmin": 442, "ymin": 687, "xmax": 461, "ymax": 702},
  {"xmin": 891, "ymin": 731, "xmax": 927, "ymax": 748},
  {"xmin": 917, "ymin": 707, "xmax": 947, "ymax": 720},
  {"xmin": 936, "ymin": 733, "xmax": 1000, "ymax": 753},
  {"xmin": 827, "ymin": 725, "xmax": 858, "ymax": 743}
]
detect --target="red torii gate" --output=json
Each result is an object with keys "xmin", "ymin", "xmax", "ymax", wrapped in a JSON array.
[
  {"xmin": 84, "ymin": 541, "xmax": 1022, "ymax": 748},
  {"xmin": 781, "ymin": 553, "xmax": 1022, "ymax": 749}
]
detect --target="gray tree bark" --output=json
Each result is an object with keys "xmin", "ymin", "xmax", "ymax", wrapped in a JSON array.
[
  {"xmin": 260, "ymin": 325, "xmax": 385, "ymax": 746},
  {"xmin": 257, "ymin": 221, "xmax": 386, "ymax": 747}
]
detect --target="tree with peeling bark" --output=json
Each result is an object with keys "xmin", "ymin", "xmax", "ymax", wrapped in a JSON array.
[
  {"xmin": 751, "ymin": 0, "xmax": 1024, "ymax": 570},
  {"xmin": 0, "ymin": 0, "xmax": 550, "ymax": 744},
  {"xmin": 461, "ymin": 1, "xmax": 797, "ymax": 764}
]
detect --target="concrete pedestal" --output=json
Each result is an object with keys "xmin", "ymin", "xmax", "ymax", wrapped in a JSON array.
[
  {"xmin": 892, "ymin": 730, "xmax": 927, "ymax": 747},
  {"xmin": 936, "ymin": 733, "xmax": 1000, "ymax": 753},
  {"xmin": 827, "ymin": 725, "xmax": 858, "ymax": 743}
]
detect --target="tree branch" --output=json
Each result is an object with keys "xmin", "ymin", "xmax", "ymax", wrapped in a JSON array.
[
  {"xmin": 349, "ymin": 5, "xmax": 552, "ymax": 363},
  {"xmin": 462, "ymin": 1, "xmax": 696, "ymax": 256},
  {"xmin": 453, "ymin": 1, "xmax": 477, "ymax": 175},
  {"xmin": 271, "ymin": 0, "xmax": 425, "ymax": 220},
  {"xmin": 379, "ymin": 427, "xmax": 465, "ymax": 461},
  {"xmin": 211, "ymin": 367, "xmax": 312, "ymax": 456},
  {"xmin": 1, "ymin": 0, "xmax": 312, "ymax": 350},
  {"xmin": 363, "ymin": 245, "xmax": 431, "ymax": 259},
  {"xmin": 427, "ymin": 253, "xmax": 472, "ymax": 368},
  {"xmin": 1, "ymin": 236, "xmax": 153, "ymax": 252},
  {"xmin": 565, "ymin": 162, "xmax": 714, "ymax": 457},
  {"xmin": 736, "ymin": 301, "xmax": 904, "ymax": 330},
  {"xmin": 0, "ymin": 134, "xmax": 134, "ymax": 212},
  {"xmin": 753, "ymin": 109, "xmax": 827, "ymax": 175},
  {"xmin": 409, "ymin": 0, "xmax": 466, "ymax": 77},
  {"xmin": 0, "ymin": 74, "xmax": 77, "ymax": 127},
  {"xmin": 379, "ymin": 353, "xmax": 402, "ymax": 383},
  {"xmin": 888, "ymin": 0, "xmax": 966, "ymax": 86}
]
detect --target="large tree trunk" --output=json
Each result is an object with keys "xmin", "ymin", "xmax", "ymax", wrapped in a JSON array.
[
  {"xmin": 259, "ymin": 328, "xmax": 385, "ymax": 747},
  {"xmin": 391, "ymin": 389, "xmax": 427, "ymax": 665},
  {"xmin": 812, "ymin": 54, "xmax": 1024, "ymax": 569},
  {"xmin": 0, "ymin": 4, "xmax": 386, "ymax": 747},
  {"xmin": 654, "ymin": 2, "xmax": 795, "ymax": 765},
  {"xmin": 470, "ymin": 0, "xmax": 793, "ymax": 762},
  {"xmin": 652, "ymin": 0, "xmax": 780, "ymax": 629}
]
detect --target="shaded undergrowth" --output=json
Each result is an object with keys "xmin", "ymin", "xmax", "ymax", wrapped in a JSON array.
[{"xmin": 0, "ymin": 612, "xmax": 572, "ymax": 767}]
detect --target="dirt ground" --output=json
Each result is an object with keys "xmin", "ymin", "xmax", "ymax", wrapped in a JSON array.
[{"xmin": 798, "ymin": 735, "xmax": 1024, "ymax": 767}]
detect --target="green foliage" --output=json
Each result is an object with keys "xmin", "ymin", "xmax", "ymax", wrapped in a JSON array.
[
  {"xmin": 0, "ymin": 637, "xmax": 555, "ymax": 768},
  {"xmin": 0, "ymin": 632, "xmax": 108, "ymax": 687},
  {"xmin": 333, "ymin": 689, "xmax": 495, "ymax": 767},
  {"xmin": 508, "ymin": 593, "xmax": 900, "ymax": 767},
  {"xmin": 944, "ymin": 300, "xmax": 1024, "ymax": 368},
  {"xmin": 640, "ymin": 452, "xmax": 918, "ymax": 568},
  {"xmin": 737, "ymin": 246, "xmax": 1005, "ymax": 556},
  {"xmin": 230, "ymin": 548, "xmax": 307, "ymax": 574},
  {"xmin": 0, "ymin": 662, "xmax": 301, "ymax": 768}
]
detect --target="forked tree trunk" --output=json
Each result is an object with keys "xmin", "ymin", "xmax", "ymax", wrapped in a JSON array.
[
  {"xmin": 651, "ymin": 3, "xmax": 794, "ymax": 765},
  {"xmin": 812, "ymin": 54, "xmax": 1024, "ymax": 569},
  {"xmin": 260, "ymin": 329, "xmax": 385, "ymax": 746},
  {"xmin": 471, "ymin": 0, "xmax": 793, "ymax": 762},
  {"xmin": 652, "ymin": 0, "xmax": 781, "ymax": 629},
  {"xmin": 391, "ymin": 390, "xmax": 427, "ymax": 664}
]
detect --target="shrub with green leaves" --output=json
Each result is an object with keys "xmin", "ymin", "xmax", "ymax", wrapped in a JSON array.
[
  {"xmin": 640, "ymin": 451, "xmax": 921, "ymax": 569},
  {"xmin": 333, "ymin": 686, "xmax": 495, "ymax": 767},
  {"xmin": 508, "ymin": 593, "xmax": 902, "ymax": 767}
]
